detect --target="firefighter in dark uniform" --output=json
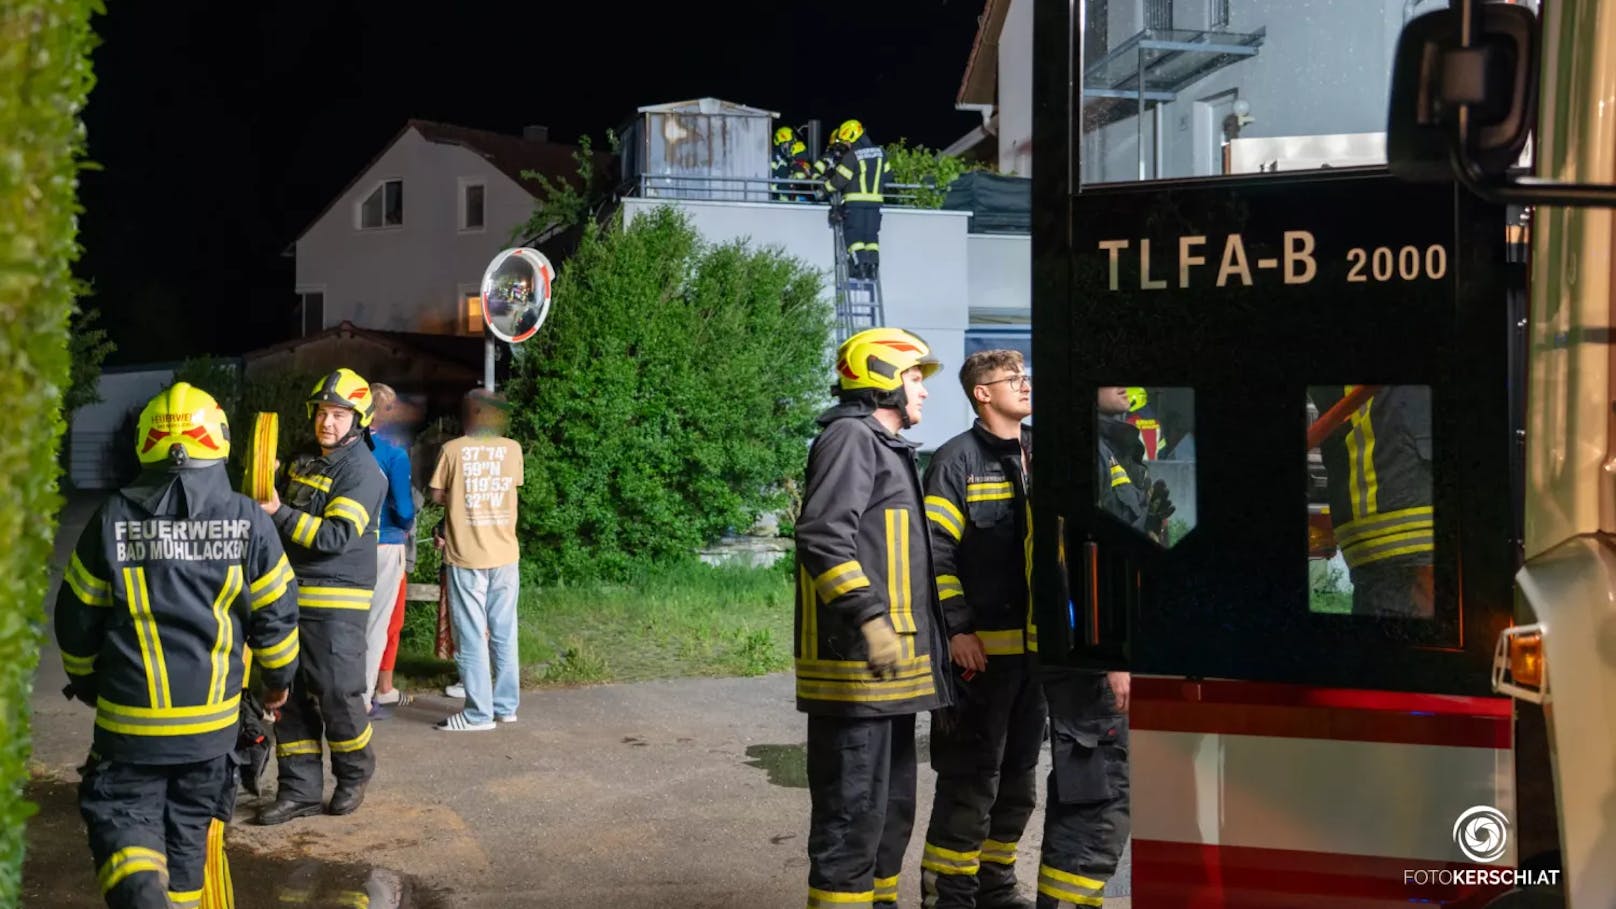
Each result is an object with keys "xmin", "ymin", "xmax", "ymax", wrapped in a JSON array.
[
  {"xmin": 1033, "ymin": 386, "xmax": 1169, "ymax": 908},
  {"xmin": 256, "ymin": 368, "xmax": 389, "ymax": 825},
  {"xmin": 57, "ymin": 382, "xmax": 301, "ymax": 909},
  {"xmin": 796, "ymin": 327, "xmax": 956, "ymax": 909},
  {"xmin": 819, "ymin": 119, "xmax": 893, "ymax": 279},
  {"xmin": 1308, "ymin": 385, "xmax": 1434, "ymax": 617},
  {"xmin": 772, "ymin": 125, "xmax": 813, "ymax": 201},
  {"xmin": 920, "ymin": 350, "xmax": 1045, "ymax": 909}
]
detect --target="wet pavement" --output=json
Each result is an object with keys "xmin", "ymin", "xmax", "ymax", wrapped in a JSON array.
[{"xmin": 27, "ymin": 494, "xmax": 1131, "ymax": 907}]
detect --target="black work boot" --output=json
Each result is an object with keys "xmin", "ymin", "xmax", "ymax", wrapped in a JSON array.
[
  {"xmin": 327, "ymin": 781, "xmax": 366, "ymax": 816},
  {"xmin": 256, "ymin": 798, "xmax": 322, "ymax": 826}
]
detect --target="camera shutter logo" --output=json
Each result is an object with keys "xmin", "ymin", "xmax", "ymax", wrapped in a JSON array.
[{"xmin": 1452, "ymin": 805, "xmax": 1509, "ymax": 863}]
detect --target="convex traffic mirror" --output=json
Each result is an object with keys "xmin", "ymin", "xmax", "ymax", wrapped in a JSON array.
[{"xmin": 479, "ymin": 247, "xmax": 554, "ymax": 344}]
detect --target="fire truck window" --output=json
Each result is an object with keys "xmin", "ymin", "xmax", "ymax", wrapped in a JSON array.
[
  {"xmin": 1070, "ymin": 1, "xmax": 1537, "ymax": 184},
  {"xmin": 1095, "ymin": 386, "xmax": 1195, "ymax": 548},
  {"xmin": 1306, "ymin": 385, "xmax": 1434, "ymax": 618}
]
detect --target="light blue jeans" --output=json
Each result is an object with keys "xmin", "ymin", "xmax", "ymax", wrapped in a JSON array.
[{"xmin": 446, "ymin": 563, "xmax": 520, "ymax": 724}]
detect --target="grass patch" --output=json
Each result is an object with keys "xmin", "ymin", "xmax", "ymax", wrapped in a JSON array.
[{"xmin": 395, "ymin": 560, "xmax": 794, "ymax": 687}]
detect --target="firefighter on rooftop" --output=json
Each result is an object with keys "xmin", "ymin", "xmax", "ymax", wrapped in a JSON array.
[
  {"xmin": 57, "ymin": 381, "xmax": 300, "ymax": 909},
  {"xmin": 255, "ymin": 368, "xmax": 389, "ymax": 826},
  {"xmin": 772, "ymin": 125, "xmax": 813, "ymax": 201},
  {"xmin": 818, "ymin": 119, "xmax": 893, "ymax": 280}
]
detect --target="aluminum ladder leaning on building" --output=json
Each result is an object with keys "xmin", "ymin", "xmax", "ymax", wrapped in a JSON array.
[{"xmin": 831, "ymin": 213, "xmax": 884, "ymax": 344}]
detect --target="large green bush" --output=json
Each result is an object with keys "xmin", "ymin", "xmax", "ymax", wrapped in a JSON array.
[
  {"xmin": 505, "ymin": 206, "xmax": 832, "ymax": 582},
  {"xmin": 0, "ymin": 0, "xmax": 102, "ymax": 899},
  {"xmin": 883, "ymin": 139, "xmax": 986, "ymax": 209}
]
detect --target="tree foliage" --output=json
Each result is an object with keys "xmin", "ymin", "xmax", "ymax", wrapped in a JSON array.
[
  {"xmin": 504, "ymin": 206, "xmax": 832, "ymax": 582},
  {"xmin": 0, "ymin": 0, "xmax": 103, "ymax": 898},
  {"xmin": 511, "ymin": 131, "xmax": 620, "ymax": 242},
  {"xmin": 64, "ymin": 304, "xmax": 116, "ymax": 412},
  {"xmin": 884, "ymin": 139, "xmax": 986, "ymax": 209}
]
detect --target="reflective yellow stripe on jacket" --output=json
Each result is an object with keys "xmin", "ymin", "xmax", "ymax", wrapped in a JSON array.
[
  {"xmin": 205, "ymin": 566, "xmax": 243, "ymax": 704},
  {"xmin": 298, "ymin": 585, "xmax": 373, "ymax": 611},
  {"xmin": 95, "ymin": 693, "xmax": 241, "ymax": 738},
  {"xmin": 794, "ymin": 656, "xmax": 935, "ymax": 704},
  {"xmin": 249, "ymin": 554, "xmax": 294, "ymax": 609},
  {"xmin": 122, "ymin": 567, "xmax": 172, "ymax": 709},
  {"xmin": 324, "ymin": 496, "xmax": 371, "ymax": 534},
  {"xmin": 884, "ymin": 509, "xmax": 915, "ymax": 633},
  {"xmin": 65, "ymin": 551, "xmax": 112, "ymax": 606}
]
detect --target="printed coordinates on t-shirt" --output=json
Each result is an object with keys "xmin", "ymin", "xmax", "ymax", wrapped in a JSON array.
[{"xmin": 461, "ymin": 445, "xmax": 514, "ymax": 508}]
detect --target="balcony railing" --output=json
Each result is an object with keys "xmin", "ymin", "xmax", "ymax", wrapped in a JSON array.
[{"xmin": 628, "ymin": 173, "xmax": 928, "ymax": 207}]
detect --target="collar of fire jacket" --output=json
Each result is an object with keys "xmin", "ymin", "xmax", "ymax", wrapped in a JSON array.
[
  {"xmin": 971, "ymin": 418, "xmax": 1031, "ymax": 454},
  {"xmin": 119, "ymin": 462, "xmax": 233, "ymax": 518}
]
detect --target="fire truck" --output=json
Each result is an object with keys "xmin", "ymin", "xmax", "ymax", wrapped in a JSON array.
[{"xmin": 1029, "ymin": 0, "xmax": 1613, "ymax": 905}]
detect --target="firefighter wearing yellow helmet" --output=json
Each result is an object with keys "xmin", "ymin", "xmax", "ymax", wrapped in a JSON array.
[
  {"xmin": 819, "ymin": 119, "xmax": 893, "ymax": 279},
  {"xmin": 57, "ymin": 382, "xmax": 300, "ymax": 908},
  {"xmin": 772, "ymin": 124, "xmax": 812, "ymax": 201},
  {"xmin": 256, "ymin": 368, "xmax": 388, "ymax": 826},
  {"xmin": 794, "ymin": 328, "xmax": 955, "ymax": 908}
]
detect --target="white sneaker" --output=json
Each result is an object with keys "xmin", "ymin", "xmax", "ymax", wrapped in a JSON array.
[
  {"xmin": 444, "ymin": 682, "xmax": 465, "ymax": 699},
  {"xmin": 373, "ymin": 689, "xmax": 402, "ymax": 705},
  {"xmin": 495, "ymin": 714, "xmax": 518, "ymax": 724},
  {"xmin": 435, "ymin": 711, "xmax": 494, "ymax": 732}
]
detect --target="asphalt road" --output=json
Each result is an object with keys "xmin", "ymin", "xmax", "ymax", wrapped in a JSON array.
[{"xmin": 25, "ymin": 495, "xmax": 1131, "ymax": 908}]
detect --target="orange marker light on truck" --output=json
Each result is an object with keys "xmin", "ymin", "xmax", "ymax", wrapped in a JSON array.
[{"xmin": 1508, "ymin": 630, "xmax": 1544, "ymax": 688}]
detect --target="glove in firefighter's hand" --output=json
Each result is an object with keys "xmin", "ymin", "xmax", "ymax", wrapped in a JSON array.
[
  {"xmin": 1145, "ymin": 479, "xmax": 1176, "ymax": 537},
  {"xmin": 860, "ymin": 617, "xmax": 902, "ymax": 679}
]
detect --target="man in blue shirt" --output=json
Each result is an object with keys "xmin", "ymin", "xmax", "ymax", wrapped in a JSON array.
[{"xmin": 364, "ymin": 383, "xmax": 417, "ymax": 715}]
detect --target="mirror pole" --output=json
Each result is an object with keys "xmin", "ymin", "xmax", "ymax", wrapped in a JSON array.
[{"xmin": 484, "ymin": 326, "xmax": 496, "ymax": 392}]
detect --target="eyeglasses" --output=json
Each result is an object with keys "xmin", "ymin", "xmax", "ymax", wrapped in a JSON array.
[{"xmin": 981, "ymin": 374, "xmax": 1032, "ymax": 390}]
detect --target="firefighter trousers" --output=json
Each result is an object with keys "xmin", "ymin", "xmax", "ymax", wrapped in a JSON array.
[
  {"xmin": 78, "ymin": 753, "xmax": 236, "ymax": 909},
  {"xmin": 273, "ymin": 614, "xmax": 375, "ymax": 803},
  {"xmin": 844, "ymin": 203, "xmax": 882, "ymax": 278},
  {"xmin": 923, "ymin": 655, "xmax": 1048, "ymax": 908},
  {"xmin": 806, "ymin": 712, "xmax": 917, "ymax": 908},
  {"xmin": 1036, "ymin": 673, "xmax": 1129, "ymax": 909}
]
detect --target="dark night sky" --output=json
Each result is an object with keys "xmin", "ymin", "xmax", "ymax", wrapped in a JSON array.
[{"xmin": 77, "ymin": 1, "xmax": 986, "ymax": 365}]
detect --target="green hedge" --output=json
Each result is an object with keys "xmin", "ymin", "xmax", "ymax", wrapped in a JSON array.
[
  {"xmin": 0, "ymin": 0, "xmax": 103, "ymax": 900},
  {"xmin": 505, "ymin": 206, "xmax": 831, "ymax": 582}
]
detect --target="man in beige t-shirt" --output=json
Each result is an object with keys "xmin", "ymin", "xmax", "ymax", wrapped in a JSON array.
[{"xmin": 429, "ymin": 389, "xmax": 525, "ymax": 732}]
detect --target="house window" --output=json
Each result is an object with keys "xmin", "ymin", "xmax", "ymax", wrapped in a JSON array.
[
  {"xmin": 464, "ymin": 292, "xmax": 484, "ymax": 335},
  {"xmin": 299, "ymin": 291, "xmax": 325, "ymax": 336},
  {"xmin": 1145, "ymin": 0, "xmax": 1174, "ymax": 30},
  {"xmin": 1209, "ymin": 0, "xmax": 1230, "ymax": 28},
  {"xmin": 359, "ymin": 179, "xmax": 403, "ymax": 229},
  {"xmin": 461, "ymin": 181, "xmax": 486, "ymax": 230}
]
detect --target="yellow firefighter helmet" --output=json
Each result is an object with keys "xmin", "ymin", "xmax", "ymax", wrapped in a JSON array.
[
  {"xmin": 774, "ymin": 126, "xmax": 796, "ymax": 146},
  {"xmin": 1126, "ymin": 386, "xmax": 1150, "ymax": 412},
  {"xmin": 137, "ymin": 382, "xmax": 231, "ymax": 466},
  {"xmin": 836, "ymin": 119, "xmax": 865, "ymax": 144},
  {"xmin": 836, "ymin": 328, "xmax": 942, "ymax": 393},
  {"xmin": 306, "ymin": 368, "xmax": 376, "ymax": 428}
]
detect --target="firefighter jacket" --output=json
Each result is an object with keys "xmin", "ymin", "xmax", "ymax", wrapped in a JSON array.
[
  {"xmin": 1097, "ymin": 416, "xmax": 1149, "ymax": 533},
  {"xmin": 271, "ymin": 435, "xmax": 389, "ymax": 615},
  {"xmin": 772, "ymin": 140, "xmax": 811, "ymax": 181},
  {"xmin": 1309, "ymin": 385, "xmax": 1433, "ymax": 571},
  {"xmin": 794, "ymin": 403, "xmax": 954, "ymax": 718},
  {"xmin": 55, "ymin": 464, "xmax": 301, "ymax": 765},
  {"xmin": 924, "ymin": 420, "xmax": 1037, "ymax": 657},
  {"xmin": 823, "ymin": 135, "xmax": 892, "ymax": 204}
]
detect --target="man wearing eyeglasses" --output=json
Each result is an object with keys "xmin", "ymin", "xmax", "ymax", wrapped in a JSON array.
[{"xmin": 918, "ymin": 349, "xmax": 1045, "ymax": 909}]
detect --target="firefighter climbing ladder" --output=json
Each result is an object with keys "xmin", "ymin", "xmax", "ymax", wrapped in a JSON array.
[{"xmin": 832, "ymin": 217, "xmax": 884, "ymax": 343}]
